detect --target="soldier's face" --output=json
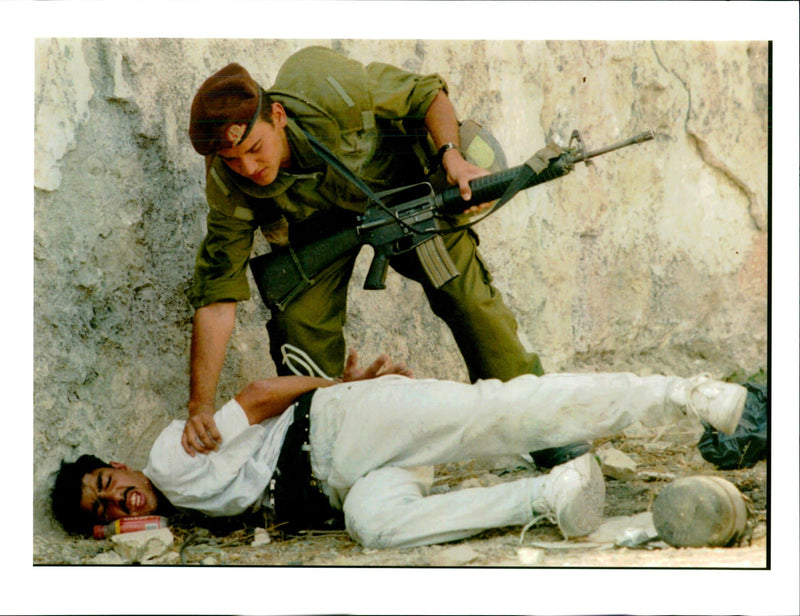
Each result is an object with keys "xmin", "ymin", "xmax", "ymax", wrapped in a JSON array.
[{"xmin": 217, "ymin": 103, "xmax": 291, "ymax": 186}]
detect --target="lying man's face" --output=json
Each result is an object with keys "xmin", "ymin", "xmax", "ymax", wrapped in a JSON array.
[{"xmin": 79, "ymin": 462, "xmax": 159, "ymax": 524}]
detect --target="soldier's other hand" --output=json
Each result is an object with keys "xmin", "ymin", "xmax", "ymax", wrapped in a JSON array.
[
  {"xmin": 341, "ymin": 348, "xmax": 414, "ymax": 382},
  {"xmin": 181, "ymin": 407, "xmax": 222, "ymax": 456},
  {"xmin": 442, "ymin": 149, "xmax": 492, "ymax": 213}
]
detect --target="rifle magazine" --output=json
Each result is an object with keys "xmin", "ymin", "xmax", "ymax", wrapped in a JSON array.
[{"xmin": 416, "ymin": 235, "xmax": 460, "ymax": 289}]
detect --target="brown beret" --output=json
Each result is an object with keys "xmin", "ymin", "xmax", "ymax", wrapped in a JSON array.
[{"xmin": 189, "ymin": 63, "xmax": 263, "ymax": 155}]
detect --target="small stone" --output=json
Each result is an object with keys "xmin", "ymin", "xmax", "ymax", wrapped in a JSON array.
[
  {"xmin": 111, "ymin": 528, "xmax": 174, "ymax": 563},
  {"xmin": 430, "ymin": 545, "xmax": 480, "ymax": 566},
  {"xmin": 517, "ymin": 547, "xmax": 545, "ymax": 565},
  {"xmin": 201, "ymin": 556, "xmax": 218, "ymax": 566},
  {"xmin": 252, "ymin": 527, "xmax": 271, "ymax": 547},
  {"xmin": 597, "ymin": 448, "xmax": 637, "ymax": 480}
]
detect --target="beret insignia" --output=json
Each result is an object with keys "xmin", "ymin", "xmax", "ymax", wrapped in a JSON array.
[{"xmin": 226, "ymin": 123, "xmax": 247, "ymax": 147}]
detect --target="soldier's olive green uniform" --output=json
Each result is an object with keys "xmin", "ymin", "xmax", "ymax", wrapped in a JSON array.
[{"xmin": 189, "ymin": 46, "xmax": 543, "ymax": 381}]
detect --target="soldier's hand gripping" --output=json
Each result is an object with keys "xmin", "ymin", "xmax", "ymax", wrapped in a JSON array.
[
  {"xmin": 441, "ymin": 148, "xmax": 493, "ymax": 214},
  {"xmin": 181, "ymin": 403, "xmax": 223, "ymax": 456}
]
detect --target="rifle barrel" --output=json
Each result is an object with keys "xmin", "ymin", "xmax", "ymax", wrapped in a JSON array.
[{"xmin": 573, "ymin": 130, "xmax": 655, "ymax": 163}]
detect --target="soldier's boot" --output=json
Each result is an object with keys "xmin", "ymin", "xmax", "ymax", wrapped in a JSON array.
[{"xmin": 529, "ymin": 441, "xmax": 593, "ymax": 469}]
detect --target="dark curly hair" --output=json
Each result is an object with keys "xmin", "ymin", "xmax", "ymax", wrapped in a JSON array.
[{"xmin": 51, "ymin": 454, "xmax": 110, "ymax": 536}]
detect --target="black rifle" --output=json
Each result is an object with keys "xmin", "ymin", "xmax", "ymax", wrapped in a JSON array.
[{"xmin": 250, "ymin": 129, "xmax": 655, "ymax": 311}]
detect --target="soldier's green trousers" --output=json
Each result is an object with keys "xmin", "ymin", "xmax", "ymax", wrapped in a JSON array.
[{"xmin": 266, "ymin": 229, "xmax": 543, "ymax": 382}]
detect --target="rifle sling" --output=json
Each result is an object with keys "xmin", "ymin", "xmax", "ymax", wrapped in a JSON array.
[
  {"xmin": 447, "ymin": 142, "xmax": 566, "ymax": 231},
  {"xmin": 301, "ymin": 128, "xmax": 458, "ymax": 289}
]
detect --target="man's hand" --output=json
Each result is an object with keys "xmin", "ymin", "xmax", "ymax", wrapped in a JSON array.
[
  {"xmin": 442, "ymin": 149, "xmax": 493, "ymax": 214},
  {"xmin": 341, "ymin": 348, "xmax": 414, "ymax": 382},
  {"xmin": 181, "ymin": 403, "xmax": 223, "ymax": 457}
]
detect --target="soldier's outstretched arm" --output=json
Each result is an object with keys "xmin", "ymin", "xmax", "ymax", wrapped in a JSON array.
[{"xmin": 182, "ymin": 301, "xmax": 236, "ymax": 456}]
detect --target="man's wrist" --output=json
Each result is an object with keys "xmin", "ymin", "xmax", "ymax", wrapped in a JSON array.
[
  {"xmin": 188, "ymin": 400, "xmax": 215, "ymax": 416},
  {"xmin": 436, "ymin": 142, "xmax": 459, "ymax": 168}
]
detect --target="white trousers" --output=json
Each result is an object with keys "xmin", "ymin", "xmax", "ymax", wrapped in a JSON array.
[{"xmin": 307, "ymin": 372, "xmax": 682, "ymax": 548}]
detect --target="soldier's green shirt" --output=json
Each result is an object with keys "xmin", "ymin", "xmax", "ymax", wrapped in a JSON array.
[{"xmin": 189, "ymin": 46, "xmax": 447, "ymax": 309}]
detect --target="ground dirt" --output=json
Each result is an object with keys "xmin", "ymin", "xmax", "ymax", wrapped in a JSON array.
[{"xmin": 34, "ymin": 419, "xmax": 767, "ymax": 569}]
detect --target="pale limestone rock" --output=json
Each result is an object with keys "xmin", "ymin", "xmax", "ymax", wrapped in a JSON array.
[
  {"xmin": 517, "ymin": 547, "xmax": 545, "ymax": 565},
  {"xmin": 111, "ymin": 528, "xmax": 174, "ymax": 563},
  {"xmin": 252, "ymin": 527, "xmax": 272, "ymax": 547},
  {"xmin": 597, "ymin": 448, "xmax": 638, "ymax": 481},
  {"xmin": 430, "ymin": 545, "xmax": 480, "ymax": 566}
]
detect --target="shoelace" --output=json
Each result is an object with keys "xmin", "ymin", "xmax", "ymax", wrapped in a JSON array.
[
  {"xmin": 280, "ymin": 344, "xmax": 335, "ymax": 380},
  {"xmin": 682, "ymin": 373, "xmax": 713, "ymax": 421},
  {"xmin": 521, "ymin": 465, "xmax": 582, "ymax": 543},
  {"xmin": 519, "ymin": 509, "xmax": 558, "ymax": 544}
]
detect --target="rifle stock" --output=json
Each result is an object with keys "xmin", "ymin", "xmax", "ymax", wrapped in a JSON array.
[{"xmin": 249, "ymin": 226, "xmax": 363, "ymax": 310}]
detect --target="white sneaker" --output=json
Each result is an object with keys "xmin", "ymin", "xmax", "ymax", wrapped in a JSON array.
[
  {"xmin": 669, "ymin": 375, "xmax": 746, "ymax": 435},
  {"xmin": 529, "ymin": 452, "xmax": 605, "ymax": 539}
]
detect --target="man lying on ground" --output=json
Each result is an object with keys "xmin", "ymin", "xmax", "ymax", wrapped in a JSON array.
[{"xmin": 53, "ymin": 350, "xmax": 746, "ymax": 549}]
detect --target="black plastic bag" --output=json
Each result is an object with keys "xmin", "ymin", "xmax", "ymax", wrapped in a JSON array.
[{"xmin": 697, "ymin": 382, "xmax": 768, "ymax": 469}]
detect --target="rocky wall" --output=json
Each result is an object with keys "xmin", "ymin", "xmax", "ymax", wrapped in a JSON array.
[{"xmin": 33, "ymin": 39, "xmax": 768, "ymax": 535}]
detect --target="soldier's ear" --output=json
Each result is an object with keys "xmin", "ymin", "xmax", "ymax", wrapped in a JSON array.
[
  {"xmin": 271, "ymin": 102, "xmax": 287, "ymax": 127},
  {"xmin": 109, "ymin": 461, "xmax": 129, "ymax": 470}
]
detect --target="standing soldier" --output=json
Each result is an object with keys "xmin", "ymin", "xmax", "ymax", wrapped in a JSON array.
[{"xmin": 184, "ymin": 46, "xmax": 588, "ymax": 465}]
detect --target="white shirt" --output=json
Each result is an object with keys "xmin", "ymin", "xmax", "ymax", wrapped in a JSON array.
[{"xmin": 143, "ymin": 399, "xmax": 295, "ymax": 517}]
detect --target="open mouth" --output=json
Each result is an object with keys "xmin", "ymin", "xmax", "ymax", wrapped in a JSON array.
[{"xmin": 125, "ymin": 488, "xmax": 144, "ymax": 513}]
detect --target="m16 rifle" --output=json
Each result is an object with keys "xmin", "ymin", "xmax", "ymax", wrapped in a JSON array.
[{"xmin": 249, "ymin": 129, "xmax": 655, "ymax": 311}]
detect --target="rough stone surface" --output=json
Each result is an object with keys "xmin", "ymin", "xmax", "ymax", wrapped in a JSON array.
[{"xmin": 34, "ymin": 39, "xmax": 768, "ymax": 537}]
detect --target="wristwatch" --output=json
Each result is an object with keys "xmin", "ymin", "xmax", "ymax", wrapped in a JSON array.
[{"xmin": 436, "ymin": 142, "xmax": 459, "ymax": 168}]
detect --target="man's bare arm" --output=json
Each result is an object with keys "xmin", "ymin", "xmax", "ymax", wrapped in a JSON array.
[
  {"xmin": 424, "ymin": 90, "xmax": 490, "ymax": 210},
  {"xmin": 237, "ymin": 349, "xmax": 413, "ymax": 425},
  {"xmin": 235, "ymin": 376, "xmax": 333, "ymax": 425},
  {"xmin": 182, "ymin": 301, "xmax": 236, "ymax": 456}
]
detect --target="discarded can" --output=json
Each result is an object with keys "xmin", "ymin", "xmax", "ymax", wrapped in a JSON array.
[
  {"xmin": 652, "ymin": 476, "xmax": 750, "ymax": 547},
  {"xmin": 93, "ymin": 515, "xmax": 169, "ymax": 539}
]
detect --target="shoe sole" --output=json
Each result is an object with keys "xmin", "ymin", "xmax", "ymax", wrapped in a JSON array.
[
  {"xmin": 717, "ymin": 384, "xmax": 747, "ymax": 435},
  {"xmin": 652, "ymin": 476, "xmax": 749, "ymax": 547},
  {"xmin": 557, "ymin": 454, "xmax": 605, "ymax": 538},
  {"xmin": 698, "ymin": 382, "xmax": 747, "ymax": 435}
]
